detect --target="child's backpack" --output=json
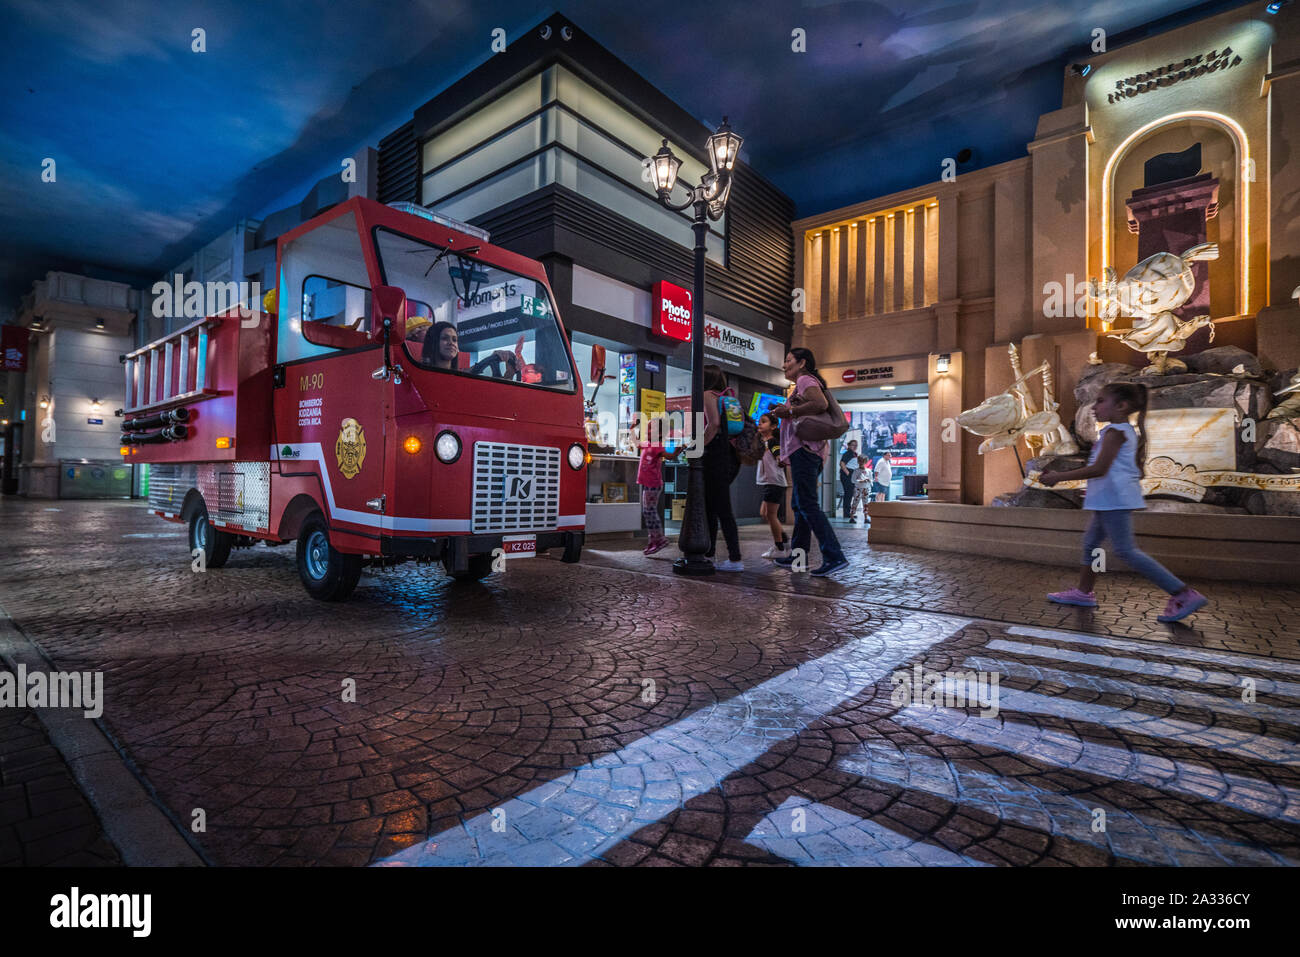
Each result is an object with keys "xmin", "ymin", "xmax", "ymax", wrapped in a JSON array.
[
  {"xmin": 719, "ymin": 393, "xmax": 745, "ymax": 435},
  {"xmin": 730, "ymin": 419, "xmax": 766, "ymax": 465},
  {"xmin": 718, "ymin": 397, "xmax": 763, "ymax": 465},
  {"xmin": 714, "ymin": 390, "xmax": 763, "ymax": 466}
]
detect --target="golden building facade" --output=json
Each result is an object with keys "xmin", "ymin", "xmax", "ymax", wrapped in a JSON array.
[{"xmin": 794, "ymin": 3, "xmax": 1300, "ymax": 506}]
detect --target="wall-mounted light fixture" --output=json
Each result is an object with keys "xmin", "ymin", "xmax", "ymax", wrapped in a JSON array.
[
  {"xmin": 935, "ymin": 353, "xmax": 951, "ymax": 374},
  {"xmin": 91, "ymin": 397, "xmax": 102, "ymax": 409},
  {"xmin": 39, "ymin": 395, "xmax": 50, "ymax": 409},
  {"xmin": 95, "ymin": 318, "xmax": 105, "ymax": 330}
]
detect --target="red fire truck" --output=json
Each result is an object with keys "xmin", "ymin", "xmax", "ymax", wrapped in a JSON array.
[{"xmin": 121, "ymin": 197, "xmax": 588, "ymax": 600}]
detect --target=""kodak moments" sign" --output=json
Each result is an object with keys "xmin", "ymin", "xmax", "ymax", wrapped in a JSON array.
[{"xmin": 653, "ymin": 280, "xmax": 692, "ymax": 342}]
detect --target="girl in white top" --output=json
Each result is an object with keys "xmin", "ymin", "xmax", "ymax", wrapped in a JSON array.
[
  {"xmin": 755, "ymin": 412, "xmax": 789, "ymax": 558},
  {"xmin": 1040, "ymin": 381, "xmax": 1209, "ymax": 623},
  {"xmin": 849, "ymin": 454, "xmax": 873, "ymax": 522}
]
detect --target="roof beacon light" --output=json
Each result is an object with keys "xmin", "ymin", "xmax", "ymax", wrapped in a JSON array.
[{"xmin": 386, "ymin": 202, "xmax": 491, "ymax": 243}]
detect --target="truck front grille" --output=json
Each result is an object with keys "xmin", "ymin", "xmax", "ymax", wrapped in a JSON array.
[{"xmin": 471, "ymin": 442, "xmax": 561, "ymax": 533}]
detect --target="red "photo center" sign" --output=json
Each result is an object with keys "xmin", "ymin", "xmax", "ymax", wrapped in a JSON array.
[{"xmin": 653, "ymin": 280, "xmax": 692, "ymax": 342}]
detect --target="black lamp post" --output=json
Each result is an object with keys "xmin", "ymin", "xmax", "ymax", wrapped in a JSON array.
[{"xmin": 647, "ymin": 118, "xmax": 743, "ymax": 576}]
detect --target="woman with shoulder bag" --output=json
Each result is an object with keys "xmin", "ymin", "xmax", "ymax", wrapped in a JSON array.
[
  {"xmin": 700, "ymin": 364, "xmax": 744, "ymax": 571},
  {"xmin": 770, "ymin": 348, "xmax": 849, "ymax": 577}
]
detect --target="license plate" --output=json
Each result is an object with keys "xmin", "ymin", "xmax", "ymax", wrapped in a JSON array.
[{"xmin": 501, "ymin": 535, "xmax": 536, "ymax": 558}]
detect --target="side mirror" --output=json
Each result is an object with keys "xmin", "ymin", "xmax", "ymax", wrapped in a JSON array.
[{"xmin": 372, "ymin": 286, "xmax": 408, "ymax": 343}]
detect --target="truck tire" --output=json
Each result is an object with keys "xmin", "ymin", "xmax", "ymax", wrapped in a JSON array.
[
  {"xmin": 189, "ymin": 504, "xmax": 233, "ymax": 569},
  {"xmin": 445, "ymin": 553, "xmax": 494, "ymax": 582},
  {"xmin": 296, "ymin": 514, "xmax": 362, "ymax": 601}
]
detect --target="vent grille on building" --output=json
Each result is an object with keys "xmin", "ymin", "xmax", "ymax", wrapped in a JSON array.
[{"xmin": 377, "ymin": 121, "xmax": 418, "ymax": 205}]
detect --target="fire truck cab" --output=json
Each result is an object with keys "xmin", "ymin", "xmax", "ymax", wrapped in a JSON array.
[{"xmin": 124, "ymin": 198, "xmax": 588, "ymax": 600}]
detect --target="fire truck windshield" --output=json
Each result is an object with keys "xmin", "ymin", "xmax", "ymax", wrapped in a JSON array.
[{"xmin": 375, "ymin": 228, "xmax": 576, "ymax": 392}]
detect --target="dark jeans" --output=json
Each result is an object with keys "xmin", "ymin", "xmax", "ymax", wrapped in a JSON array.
[
  {"xmin": 703, "ymin": 453, "xmax": 741, "ymax": 562},
  {"xmin": 839, "ymin": 476, "xmax": 854, "ymax": 518},
  {"xmin": 789, "ymin": 448, "xmax": 845, "ymax": 566}
]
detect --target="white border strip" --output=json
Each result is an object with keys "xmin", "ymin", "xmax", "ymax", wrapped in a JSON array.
[{"xmin": 270, "ymin": 444, "xmax": 585, "ymax": 533}]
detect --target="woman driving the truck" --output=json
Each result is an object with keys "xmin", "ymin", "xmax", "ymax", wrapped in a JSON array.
[
  {"xmin": 419, "ymin": 321, "xmax": 522, "ymax": 379},
  {"xmin": 422, "ymin": 321, "xmax": 460, "ymax": 368}
]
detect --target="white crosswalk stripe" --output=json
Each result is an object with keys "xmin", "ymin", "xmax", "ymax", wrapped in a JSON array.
[
  {"xmin": 989, "ymin": 636, "xmax": 1300, "ymax": 699},
  {"xmin": 836, "ymin": 740, "xmax": 1287, "ymax": 865},
  {"xmin": 742, "ymin": 796, "xmax": 992, "ymax": 866},
  {"xmin": 376, "ymin": 614, "xmax": 968, "ymax": 866},
  {"xmin": 965, "ymin": 652, "xmax": 1300, "ymax": 726},
  {"xmin": 1005, "ymin": 625, "xmax": 1300, "ymax": 677}
]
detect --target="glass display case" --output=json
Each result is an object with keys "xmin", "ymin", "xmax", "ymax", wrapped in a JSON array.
[{"xmin": 586, "ymin": 454, "xmax": 643, "ymax": 533}]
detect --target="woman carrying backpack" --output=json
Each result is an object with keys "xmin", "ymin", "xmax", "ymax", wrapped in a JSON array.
[{"xmin": 700, "ymin": 364, "xmax": 744, "ymax": 571}]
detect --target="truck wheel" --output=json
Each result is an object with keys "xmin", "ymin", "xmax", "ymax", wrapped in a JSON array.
[
  {"xmin": 445, "ymin": 553, "xmax": 494, "ymax": 582},
  {"xmin": 189, "ymin": 505, "xmax": 233, "ymax": 569},
  {"xmin": 297, "ymin": 514, "xmax": 362, "ymax": 601}
]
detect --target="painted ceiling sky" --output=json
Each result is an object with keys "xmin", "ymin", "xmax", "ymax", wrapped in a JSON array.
[{"xmin": 0, "ymin": 0, "xmax": 1240, "ymax": 308}]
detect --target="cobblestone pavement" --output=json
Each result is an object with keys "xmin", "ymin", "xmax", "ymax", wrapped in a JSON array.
[
  {"xmin": 0, "ymin": 707, "xmax": 121, "ymax": 866},
  {"xmin": 590, "ymin": 520, "xmax": 1300, "ymax": 658},
  {"xmin": 0, "ymin": 499, "xmax": 1296, "ymax": 867}
]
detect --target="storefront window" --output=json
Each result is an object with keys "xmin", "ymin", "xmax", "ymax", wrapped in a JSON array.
[
  {"xmin": 571, "ymin": 335, "xmax": 635, "ymax": 453},
  {"xmin": 839, "ymin": 399, "xmax": 929, "ymax": 496}
]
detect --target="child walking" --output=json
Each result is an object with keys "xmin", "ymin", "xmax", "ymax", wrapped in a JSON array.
[
  {"xmin": 756, "ymin": 412, "xmax": 789, "ymax": 558},
  {"xmin": 849, "ymin": 453, "xmax": 873, "ymax": 524},
  {"xmin": 1041, "ymin": 381, "xmax": 1209, "ymax": 623},
  {"xmin": 636, "ymin": 424, "xmax": 678, "ymax": 555}
]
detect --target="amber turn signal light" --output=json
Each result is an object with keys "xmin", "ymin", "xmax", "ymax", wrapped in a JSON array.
[
  {"xmin": 403, "ymin": 435, "xmax": 422, "ymax": 454},
  {"xmin": 216, "ymin": 436, "xmax": 232, "ymax": 449}
]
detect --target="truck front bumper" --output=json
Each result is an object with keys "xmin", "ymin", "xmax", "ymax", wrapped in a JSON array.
[{"xmin": 379, "ymin": 530, "xmax": 584, "ymax": 569}]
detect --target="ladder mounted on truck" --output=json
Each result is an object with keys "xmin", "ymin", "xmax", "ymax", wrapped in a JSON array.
[{"xmin": 122, "ymin": 316, "xmax": 219, "ymax": 414}]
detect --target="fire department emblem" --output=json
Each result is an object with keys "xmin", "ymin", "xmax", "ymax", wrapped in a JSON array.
[{"xmin": 335, "ymin": 418, "xmax": 366, "ymax": 479}]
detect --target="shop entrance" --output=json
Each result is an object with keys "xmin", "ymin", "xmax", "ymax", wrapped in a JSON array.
[{"xmin": 833, "ymin": 385, "xmax": 929, "ymax": 517}]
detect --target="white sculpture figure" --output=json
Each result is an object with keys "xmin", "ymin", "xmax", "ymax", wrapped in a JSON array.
[
  {"xmin": 957, "ymin": 343, "xmax": 1078, "ymax": 456},
  {"xmin": 1090, "ymin": 242, "xmax": 1219, "ymax": 375}
]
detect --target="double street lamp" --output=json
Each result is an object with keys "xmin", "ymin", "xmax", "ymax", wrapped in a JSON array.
[{"xmin": 646, "ymin": 118, "xmax": 743, "ymax": 576}]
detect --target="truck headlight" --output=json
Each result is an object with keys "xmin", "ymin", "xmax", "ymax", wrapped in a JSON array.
[
  {"xmin": 568, "ymin": 443, "xmax": 586, "ymax": 470},
  {"xmin": 435, "ymin": 430, "xmax": 462, "ymax": 464}
]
